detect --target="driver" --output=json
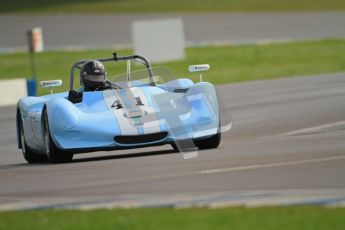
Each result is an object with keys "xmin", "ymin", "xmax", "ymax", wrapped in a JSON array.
[
  {"xmin": 68, "ymin": 60, "xmax": 108, "ymax": 103},
  {"xmin": 80, "ymin": 60, "xmax": 108, "ymax": 91}
]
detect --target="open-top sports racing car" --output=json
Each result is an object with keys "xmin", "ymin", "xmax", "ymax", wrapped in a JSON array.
[{"xmin": 16, "ymin": 53, "xmax": 221, "ymax": 163}]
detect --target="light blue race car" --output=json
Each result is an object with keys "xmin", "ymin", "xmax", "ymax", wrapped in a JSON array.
[{"xmin": 16, "ymin": 53, "xmax": 221, "ymax": 163}]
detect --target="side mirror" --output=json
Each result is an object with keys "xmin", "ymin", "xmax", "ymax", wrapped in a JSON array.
[
  {"xmin": 40, "ymin": 80, "xmax": 62, "ymax": 88},
  {"xmin": 188, "ymin": 64, "xmax": 210, "ymax": 73},
  {"xmin": 188, "ymin": 64, "xmax": 210, "ymax": 82},
  {"xmin": 40, "ymin": 80, "xmax": 62, "ymax": 95}
]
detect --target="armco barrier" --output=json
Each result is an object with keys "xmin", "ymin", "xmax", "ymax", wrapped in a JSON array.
[{"xmin": 0, "ymin": 79, "xmax": 28, "ymax": 107}]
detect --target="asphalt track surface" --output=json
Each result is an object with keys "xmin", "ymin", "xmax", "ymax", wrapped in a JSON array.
[
  {"xmin": 0, "ymin": 73, "xmax": 345, "ymax": 210},
  {"xmin": 1, "ymin": 12, "xmax": 345, "ymax": 51}
]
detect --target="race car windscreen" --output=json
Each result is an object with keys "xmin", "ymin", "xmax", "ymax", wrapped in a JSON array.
[{"xmin": 112, "ymin": 66, "xmax": 176, "ymax": 89}]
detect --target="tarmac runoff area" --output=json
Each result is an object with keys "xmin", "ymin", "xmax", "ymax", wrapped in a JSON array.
[
  {"xmin": 1, "ymin": 12, "xmax": 345, "ymax": 52},
  {"xmin": 0, "ymin": 72, "xmax": 345, "ymax": 210}
]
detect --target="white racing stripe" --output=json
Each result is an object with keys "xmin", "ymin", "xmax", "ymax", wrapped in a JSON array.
[
  {"xmin": 103, "ymin": 88, "xmax": 162, "ymax": 136},
  {"xmin": 198, "ymin": 155, "xmax": 345, "ymax": 175},
  {"xmin": 124, "ymin": 87, "xmax": 161, "ymax": 134},
  {"xmin": 103, "ymin": 90, "xmax": 138, "ymax": 135}
]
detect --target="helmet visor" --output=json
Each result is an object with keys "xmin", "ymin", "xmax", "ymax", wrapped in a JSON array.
[{"xmin": 83, "ymin": 74, "xmax": 106, "ymax": 82}]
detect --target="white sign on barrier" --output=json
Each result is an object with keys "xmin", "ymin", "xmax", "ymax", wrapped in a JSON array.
[
  {"xmin": 0, "ymin": 79, "xmax": 28, "ymax": 107},
  {"xmin": 132, "ymin": 18, "xmax": 185, "ymax": 63}
]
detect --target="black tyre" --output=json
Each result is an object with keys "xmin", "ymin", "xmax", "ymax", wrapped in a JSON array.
[
  {"xmin": 193, "ymin": 132, "xmax": 221, "ymax": 150},
  {"xmin": 19, "ymin": 113, "xmax": 47, "ymax": 163},
  {"xmin": 43, "ymin": 110, "xmax": 73, "ymax": 163}
]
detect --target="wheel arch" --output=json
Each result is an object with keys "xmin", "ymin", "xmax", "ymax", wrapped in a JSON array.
[
  {"xmin": 41, "ymin": 103, "xmax": 62, "ymax": 151},
  {"xmin": 16, "ymin": 107, "xmax": 22, "ymax": 149},
  {"xmin": 41, "ymin": 104, "xmax": 47, "ymax": 123},
  {"xmin": 41, "ymin": 104, "xmax": 49, "ymax": 141}
]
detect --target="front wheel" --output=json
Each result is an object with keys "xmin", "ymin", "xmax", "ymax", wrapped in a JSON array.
[
  {"xmin": 193, "ymin": 132, "xmax": 221, "ymax": 150},
  {"xmin": 43, "ymin": 110, "xmax": 73, "ymax": 163}
]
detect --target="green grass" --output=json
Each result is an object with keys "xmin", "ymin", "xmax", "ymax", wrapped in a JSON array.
[
  {"xmin": 1, "ymin": 39, "xmax": 345, "ymax": 95},
  {"xmin": 1, "ymin": 0, "xmax": 345, "ymax": 14},
  {"xmin": 0, "ymin": 206, "xmax": 345, "ymax": 229}
]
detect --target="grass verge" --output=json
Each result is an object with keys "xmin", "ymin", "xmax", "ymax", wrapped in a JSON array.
[
  {"xmin": 1, "ymin": 0, "xmax": 345, "ymax": 14},
  {"xmin": 0, "ymin": 206, "xmax": 345, "ymax": 230},
  {"xmin": 1, "ymin": 39, "xmax": 344, "ymax": 95}
]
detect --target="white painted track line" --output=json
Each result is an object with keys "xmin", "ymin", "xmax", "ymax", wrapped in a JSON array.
[{"xmin": 199, "ymin": 155, "xmax": 345, "ymax": 175}]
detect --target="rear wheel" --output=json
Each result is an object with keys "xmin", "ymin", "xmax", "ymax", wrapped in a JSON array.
[
  {"xmin": 193, "ymin": 132, "xmax": 221, "ymax": 150},
  {"xmin": 19, "ymin": 114, "xmax": 47, "ymax": 163},
  {"xmin": 43, "ymin": 110, "xmax": 73, "ymax": 163}
]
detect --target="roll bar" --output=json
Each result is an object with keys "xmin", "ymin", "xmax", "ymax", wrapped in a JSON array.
[{"xmin": 69, "ymin": 53, "xmax": 155, "ymax": 91}]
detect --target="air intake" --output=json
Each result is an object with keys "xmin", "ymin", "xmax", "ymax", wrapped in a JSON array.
[{"xmin": 114, "ymin": 132, "xmax": 168, "ymax": 145}]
